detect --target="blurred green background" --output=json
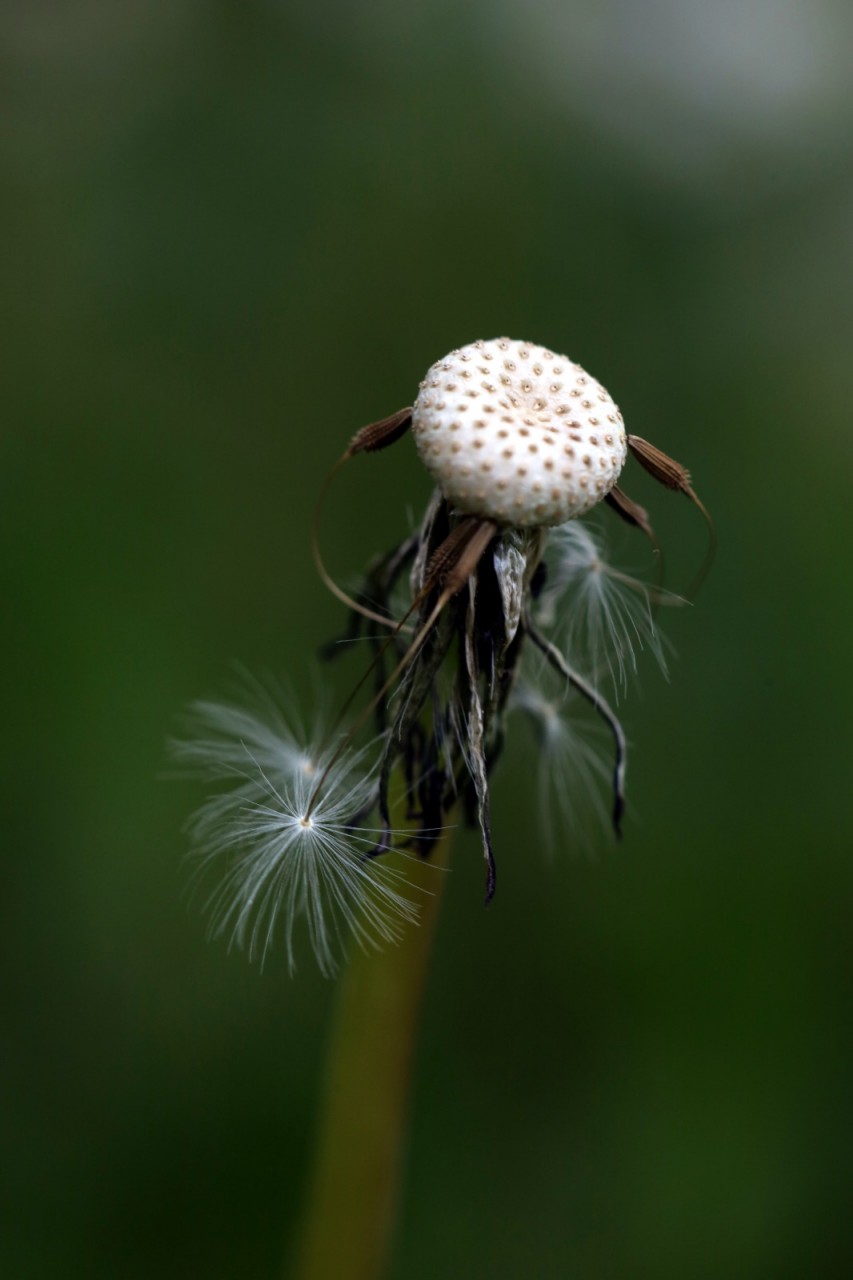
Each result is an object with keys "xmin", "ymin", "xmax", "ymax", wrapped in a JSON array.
[{"xmin": 4, "ymin": 2, "xmax": 853, "ymax": 1276}]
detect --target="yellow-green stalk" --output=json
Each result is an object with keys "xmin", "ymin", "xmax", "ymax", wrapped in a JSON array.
[{"xmin": 292, "ymin": 835, "xmax": 452, "ymax": 1280}]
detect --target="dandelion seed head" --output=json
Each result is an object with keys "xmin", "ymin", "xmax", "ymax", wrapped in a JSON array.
[{"xmin": 411, "ymin": 338, "xmax": 627, "ymax": 527}]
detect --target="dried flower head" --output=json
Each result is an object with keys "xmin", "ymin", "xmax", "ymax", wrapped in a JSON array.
[{"xmin": 178, "ymin": 338, "xmax": 712, "ymax": 970}]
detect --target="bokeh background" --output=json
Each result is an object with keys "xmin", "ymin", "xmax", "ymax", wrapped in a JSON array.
[{"xmin": 4, "ymin": 2, "xmax": 853, "ymax": 1276}]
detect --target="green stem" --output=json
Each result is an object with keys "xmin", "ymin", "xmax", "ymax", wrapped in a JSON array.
[{"xmin": 291, "ymin": 833, "xmax": 452, "ymax": 1280}]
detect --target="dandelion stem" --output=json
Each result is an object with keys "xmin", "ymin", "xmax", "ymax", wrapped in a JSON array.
[{"xmin": 291, "ymin": 830, "xmax": 452, "ymax": 1280}]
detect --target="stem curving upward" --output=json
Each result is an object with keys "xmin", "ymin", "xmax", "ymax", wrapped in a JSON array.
[{"xmin": 291, "ymin": 831, "xmax": 452, "ymax": 1280}]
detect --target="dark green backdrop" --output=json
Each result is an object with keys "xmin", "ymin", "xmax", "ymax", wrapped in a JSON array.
[{"xmin": 4, "ymin": 3, "xmax": 852, "ymax": 1277}]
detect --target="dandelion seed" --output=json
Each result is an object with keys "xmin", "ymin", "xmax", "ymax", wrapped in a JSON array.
[
  {"xmin": 174, "ymin": 693, "xmax": 420, "ymax": 974},
  {"xmin": 539, "ymin": 520, "xmax": 672, "ymax": 695},
  {"xmin": 510, "ymin": 678, "xmax": 615, "ymax": 855}
]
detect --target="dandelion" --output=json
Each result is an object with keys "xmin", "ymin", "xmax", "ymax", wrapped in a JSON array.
[
  {"xmin": 313, "ymin": 337, "xmax": 711, "ymax": 898},
  {"xmin": 178, "ymin": 336, "xmax": 711, "ymax": 971},
  {"xmin": 176, "ymin": 336, "xmax": 712, "ymax": 1280}
]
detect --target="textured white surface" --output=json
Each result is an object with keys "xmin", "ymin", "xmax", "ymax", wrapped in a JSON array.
[{"xmin": 412, "ymin": 338, "xmax": 627, "ymax": 527}]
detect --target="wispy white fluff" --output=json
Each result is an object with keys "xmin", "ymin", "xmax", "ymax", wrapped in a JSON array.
[
  {"xmin": 510, "ymin": 678, "xmax": 613, "ymax": 855},
  {"xmin": 540, "ymin": 521, "xmax": 672, "ymax": 695},
  {"xmin": 172, "ymin": 673, "xmax": 316, "ymax": 783},
  {"xmin": 173, "ymin": 686, "xmax": 419, "ymax": 975}
]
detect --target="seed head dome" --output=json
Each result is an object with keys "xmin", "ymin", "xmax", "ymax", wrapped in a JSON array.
[{"xmin": 412, "ymin": 338, "xmax": 627, "ymax": 527}]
